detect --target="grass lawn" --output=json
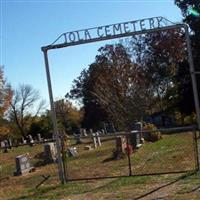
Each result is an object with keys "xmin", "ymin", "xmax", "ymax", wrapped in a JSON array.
[{"xmin": 0, "ymin": 131, "xmax": 199, "ymax": 200}]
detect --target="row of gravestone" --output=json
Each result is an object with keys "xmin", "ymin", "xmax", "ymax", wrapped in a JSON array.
[
  {"xmin": 14, "ymin": 130, "xmax": 143, "ymax": 177},
  {"xmin": 1, "ymin": 133, "xmax": 45, "ymax": 153},
  {"xmin": 13, "ymin": 142, "xmax": 78, "ymax": 176},
  {"xmin": 14, "ymin": 142, "xmax": 57, "ymax": 176},
  {"xmin": 74, "ymin": 132, "xmax": 102, "ymax": 148}
]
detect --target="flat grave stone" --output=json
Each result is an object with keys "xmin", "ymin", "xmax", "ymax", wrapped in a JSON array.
[{"xmin": 67, "ymin": 147, "xmax": 78, "ymax": 157}]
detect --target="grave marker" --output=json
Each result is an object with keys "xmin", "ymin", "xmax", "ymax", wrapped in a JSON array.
[
  {"xmin": 92, "ymin": 133, "xmax": 97, "ymax": 148},
  {"xmin": 67, "ymin": 147, "xmax": 78, "ymax": 157},
  {"xmin": 37, "ymin": 133, "xmax": 42, "ymax": 142},
  {"xmin": 14, "ymin": 154, "xmax": 34, "ymax": 176},
  {"xmin": 96, "ymin": 132, "xmax": 101, "ymax": 147},
  {"xmin": 44, "ymin": 142, "xmax": 57, "ymax": 163}
]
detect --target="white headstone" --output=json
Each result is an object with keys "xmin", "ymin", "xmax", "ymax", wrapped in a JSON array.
[
  {"xmin": 37, "ymin": 133, "xmax": 42, "ymax": 141},
  {"xmin": 92, "ymin": 133, "xmax": 97, "ymax": 148},
  {"xmin": 96, "ymin": 132, "xmax": 101, "ymax": 147},
  {"xmin": 44, "ymin": 142, "xmax": 57, "ymax": 163}
]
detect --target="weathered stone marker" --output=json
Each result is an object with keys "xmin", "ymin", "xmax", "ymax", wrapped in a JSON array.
[
  {"xmin": 82, "ymin": 129, "xmax": 87, "ymax": 136},
  {"xmin": 14, "ymin": 154, "xmax": 34, "ymax": 176},
  {"xmin": 116, "ymin": 136, "xmax": 126, "ymax": 154},
  {"xmin": 44, "ymin": 142, "xmax": 57, "ymax": 163},
  {"xmin": 21, "ymin": 137, "xmax": 27, "ymax": 144},
  {"xmin": 74, "ymin": 134, "xmax": 83, "ymax": 144},
  {"xmin": 67, "ymin": 147, "xmax": 78, "ymax": 157},
  {"xmin": 92, "ymin": 133, "xmax": 97, "ymax": 148},
  {"xmin": 96, "ymin": 132, "xmax": 101, "ymax": 147},
  {"xmin": 130, "ymin": 122, "xmax": 143, "ymax": 148},
  {"xmin": 28, "ymin": 134, "xmax": 34, "ymax": 146},
  {"xmin": 133, "ymin": 122, "xmax": 142, "ymax": 142},
  {"xmin": 37, "ymin": 133, "xmax": 42, "ymax": 142},
  {"xmin": 130, "ymin": 131, "xmax": 141, "ymax": 149},
  {"xmin": 3, "ymin": 140, "xmax": 9, "ymax": 153}
]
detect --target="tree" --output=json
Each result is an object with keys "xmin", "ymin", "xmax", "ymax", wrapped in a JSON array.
[
  {"xmin": 68, "ymin": 44, "xmax": 151, "ymax": 130},
  {"xmin": 68, "ymin": 29, "xmax": 188, "ymax": 130},
  {"xmin": 91, "ymin": 44, "xmax": 151, "ymax": 130},
  {"xmin": 9, "ymin": 84, "xmax": 45, "ymax": 137},
  {"xmin": 28, "ymin": 111, "xmax": 52, "ymax": 139},
  {"xmin": 54, "ymin": 99, "xmax": 82, "ymax": 134},
  {"xmin": 67, "ymin": 68, "xmax": 108, "ymax": 130},
  {"xmin": 175, "ymin": 0, "xmax": 200, "ymax": 114},
  {"xmin": 127, "ymin": 29, "xmax": 190, "ymax": 113},
  {"xmin": 0, "ymin": 66, "xmax": 13, "ymax": 140}
]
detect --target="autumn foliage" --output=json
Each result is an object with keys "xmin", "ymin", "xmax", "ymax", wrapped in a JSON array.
[{"xmin": 0, "ymin": 66, "xmax": 13, "ymax": 139}]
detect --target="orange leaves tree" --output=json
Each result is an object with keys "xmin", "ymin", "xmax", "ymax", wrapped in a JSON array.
[
  {"xmin": 69, "ymin": 29, "xmax": 187, "ymax": 130},
  {"xmin": 54, "ymin": 99, "xmax": 82, "ymax": 134},
  {"xmin": 0, "ymin": 66, "xmax": 13, "ymax": 140}
]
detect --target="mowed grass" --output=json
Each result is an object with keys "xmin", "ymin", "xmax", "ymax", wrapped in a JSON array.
[{"xmin": 0, "ymin": 131, "xmax": 199, "ymax": 200}]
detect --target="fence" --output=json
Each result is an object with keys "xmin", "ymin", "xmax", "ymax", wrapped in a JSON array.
[
  {"xmin": 63, "ymin": 126, "xmax": 199, "ymax": 181},
  {"xmin": 0, "ymin": 126, "xmax": 199, "ymax": 192}
]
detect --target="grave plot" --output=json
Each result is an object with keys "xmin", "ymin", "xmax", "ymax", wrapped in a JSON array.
[
  {"xmin": 0, "ymin": 143, "xmax": 60, "ymax": 187},
  {"xmin": 65, "ymin": 134, "xmax": 130, "ymax": 180},
  {"xmin": 63, "ymin": 128, "xmax": 198, "ymax": 180},
  {"xmin": 130, "ymin": 130, "xmax": 197, "ymax": 175}
]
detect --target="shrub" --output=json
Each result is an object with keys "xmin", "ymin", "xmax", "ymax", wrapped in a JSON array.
[
  {"xmin": 183, "ymin": 112, "xmax": 197, "ymax": 125},
  {"xmin": 143, "ymin": 123, "xmax": 162, "ymax": 142}
]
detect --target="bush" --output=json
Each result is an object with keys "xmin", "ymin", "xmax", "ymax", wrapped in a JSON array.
[
  {"xmin": 183, "ymin": 112, "xmax": 197, "ymax": 125},
  {"xmin": 143, "ymin": 123, "xmax": 162, "ymax": 142}
]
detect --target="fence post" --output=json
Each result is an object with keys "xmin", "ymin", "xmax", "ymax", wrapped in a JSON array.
[
  {"xmin": 60, "ymin": 130, "xmax": 68, "ymax": 183},
  {"xmin": 126, "ymin": 134, "xmax": 132, "ymax": 176},
  {"xmin": 193, "ymin": 128, "xmax": 200, "ymax": 171}
]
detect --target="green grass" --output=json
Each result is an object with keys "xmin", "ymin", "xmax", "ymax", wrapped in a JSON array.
[{"xmin": 0, "ymin": 132, "xmax": 199, "ymax": 200}]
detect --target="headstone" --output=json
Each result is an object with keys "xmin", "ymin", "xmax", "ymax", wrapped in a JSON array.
[
  {"xmin": 14, "ymin": 154, "xmax": 34, "ymax": 176},
  {"xmin": 44, "ymin": 142, "xmax": 57, "ymax": 163},
  {"xmin": 133, "ymin": 122, "xmax": 143, "ymax": 142},
  {"xmin": 37, "ymin": 133, "xmax": 42, "ymax": 142},
  {"xmin": 130, "ymin": 130, "xmax": 141, "ymax": 149},
  {"xmin": 141, "ymin": 138, "xmax": 145, "ymax": 144},
  {"xmin": 92, "ymin": 133, "xmax": 97, "ymax": 148},
  {"xmin": 1, "ymin": 141, "xmax": 5, "ymax": 148},
  {"xmin": 103, "ymin": 122, "xmax": 108, "ymax": 134},
  {"xmin": 101, "ymin": 129, "xmax": 105, "ymax": 135},
  {"xmin": 89, "ymin": 129, "xmax": 93, "ymax": 135},
  {"xmin": 84, "ymin": 145, "xmax": 93, "ymax": 150},
  {"xmin": 21, "ymin": 137, "xmax": 27, "ymax": 144},
  {"xmin": 96, "ymin": 132, "xmax": 101, "ymax": 147},
  {"xmin": 8, "ymin": 139, "xmax": 12, "ymax": 149},
  {"xmin": 116, "ymin": 136, "xmax": 126, "ymax": 154},
  {"xmin": 28, "ymin": 135, "xmax": 34, "ymax": 146},
  {"xmin": 3, "ymin": 140, "xmax": 9, "ymax": 153},
  {"xmin": 67, "ymin": 147, "xmax": 78, "ymax": 157},
  {"xmin": 74, "ymin": 134, "xmax": 83, "ymax": 144},
  {"xmin": 82, "ymin": 129, "xmax": 87, "ymax": 136}
]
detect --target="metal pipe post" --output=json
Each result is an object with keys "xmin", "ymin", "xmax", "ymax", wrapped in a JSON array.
[
  {"xmin": 42, "ymin": 49, "xmax": 65, "ymax": 184},
  {"xmin": 126, "ymin": 136, "xmax": 132, "ymax": 176},
  {"xmin": 184, "ymin": 25, "xmax": 200, "ymax": 131}
]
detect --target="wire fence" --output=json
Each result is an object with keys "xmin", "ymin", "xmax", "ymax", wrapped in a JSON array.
[
  {"xmin": 63, "ymin": 126, "xmax": 199, "ymax": 181},
  {"xmin": 0, "ymin": 126, "xmax": 199, "ymax": 197}
]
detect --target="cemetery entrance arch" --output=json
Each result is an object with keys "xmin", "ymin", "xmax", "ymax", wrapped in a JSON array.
[{"xmin": 41, "ymin": 17, "xmax": 200, "ymax": 183}]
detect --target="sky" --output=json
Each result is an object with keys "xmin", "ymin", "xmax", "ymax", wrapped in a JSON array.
[{"xmin": 1, "ymin": 0, "xmax": 183, "ymax": 108}]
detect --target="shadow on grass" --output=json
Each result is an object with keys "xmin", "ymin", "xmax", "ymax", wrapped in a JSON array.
[
  {"xmin": 11, "ymin": 171, "xmax": 198, "ymax": 200},
  {"xmin": 133, "ymin": 171, "xmax": 198, "ymax": 200},
  {"xmin": 10, "ymin": 185, "xmax": 59, "ymax": 200}
]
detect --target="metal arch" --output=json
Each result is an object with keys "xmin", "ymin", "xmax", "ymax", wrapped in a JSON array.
[{"xmin": 41, "ymin": 17, "xmax": 200, "ymax": 184}]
